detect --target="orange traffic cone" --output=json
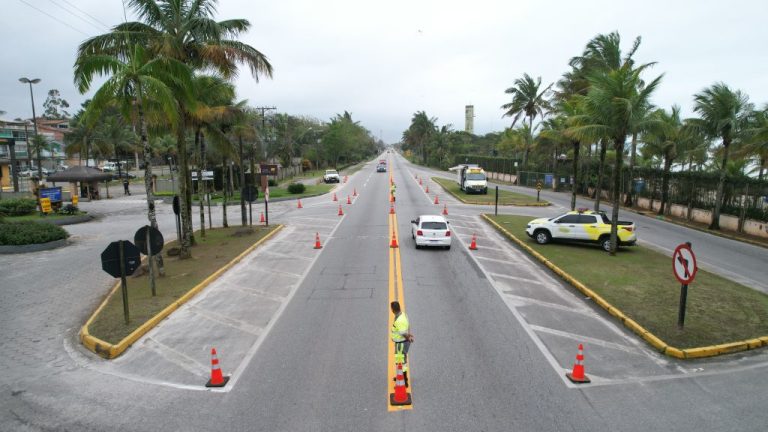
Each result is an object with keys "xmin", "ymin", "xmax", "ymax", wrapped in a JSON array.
[
  {"xmin": 390, "ymin": 193, "xmax": 395, "ymax": 203},
  {"xmin": 425, "ymin": 185, "xmax": 429, "ymax": 193},
  {"xmin": 297, "ymin": 199, "xmax": 303, "ymax": 209},
  {"xmin": 205, "ymin": 348, "xmax": 229, "ymax": 387},
  {"xmin": 419, "ymin": 178, "xmax": 423, "ymax": 186},
  {"xmin": 390, "ymin": 362, "xmax": 411, "ymax": 406},
  {"xmin": 259, "ymin": 212, "xmax": 265, "ymax": 223},
  {"xmin": 390, "ymin": 230, "xmax": 399, "ymax": 248},
  {"xmin": 347, "ymin": 195, "xmax": 352, "ymax": 204},
  {"xmin": 333, "ymin": 193, "xmax": 338, "ymax": 202},
  {"xmin": 353, "ymin": 188, "xmax": 357, "ymax": 197},
  {"xmin": 442, "ymin": 204, "xmax": 448, "ymax": 215},
  {"xmin": 434, "ymin": 195, "xmax": 439, "ymax": 205},
  {"xmin": 314, "ymin": 232, "xmax": 323, "ymax": 249},
  {"xmin": 344, "ymin": 175, "xmax": 348, "ymax": 183},
  {"xmin": 338, "ymin": 204, "xmax": 344, "ymax": 216},
  {"xmin": 566, "ymin": 344, "xmax": 591, "ymax": 383},
  {"xmin": 390, "ymin": 203, "xmax": 395, "ymax": 215},
  {"xmin": 469, "ymin": 233, "xmax": 478, "ymax": 250}
]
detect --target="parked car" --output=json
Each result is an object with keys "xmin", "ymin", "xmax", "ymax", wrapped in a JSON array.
[
  {"xmin": 112, "ymin": 171, "xmax": 137, "ymax": 179},
  {"xmin": 525, "ymin": 209, "xmax": 637, "ymax": 252},
  {"xmin": 323, "ymin": 169, "xmax": 340, "ymax": 183},
  {"xmin": 18, "ymin": 166, "xmax": 49, "ymax": 177},
  {"xmin": 410, "ymin": 215, "xmax": 452, "ymax": 250}
]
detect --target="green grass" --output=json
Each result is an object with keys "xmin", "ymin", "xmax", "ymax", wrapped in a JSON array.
[
  {"xmin": 155, "ymin": 184, "xmax": 334, "ymax": 203},
  {"xmin": 486, "ymin": 214, "xmax": 768, "ymax": 348},
  {"xmin": 88, "ymin": 225, "xmax": 279, "ymax": 344},
  {"xmin": 432, "ymin": 177, "xmax": 546, "ymax": 206}
]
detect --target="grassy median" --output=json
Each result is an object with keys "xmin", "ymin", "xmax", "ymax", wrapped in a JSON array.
[
  {"xmin": 432, "ymin": 177, "xmax": 546, "ymax": 206},
  {"xmin": 486, "ymin": 214, "xmax": 768, "ymax": 348},
  {"xmin": 88, "ymin": 225, "xmax": 279, "ymax": 344}
]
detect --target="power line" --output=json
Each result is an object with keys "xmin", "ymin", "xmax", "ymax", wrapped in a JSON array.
[
  {"xmin": 18, "ymin": 0, "xmax": 89, "ymax": 36},
  {"xmin": 47, "ymin": 0, "xmax": 108, "ymax": 32},
  {"xmin": 59, "ymin": 0, "xmax": 112, "ymax": 29}
]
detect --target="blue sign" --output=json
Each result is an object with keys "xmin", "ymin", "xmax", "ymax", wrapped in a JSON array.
[
  {"xmin": 40, "ymin": 187, "xmax": 63, "ymax": 203},
  {"xmin": 544, "ymin": 174, "xmax": 553, "ymax": 187}
]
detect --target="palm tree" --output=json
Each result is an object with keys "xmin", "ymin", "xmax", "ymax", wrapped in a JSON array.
[
  {"xmin": 743, "ymin": 106, "xmax": 768, "ymax": 181},
  {"xmin": 79, "ymin": 0, "xmax": 273, "ymax": 258},
  {"xmin": 570, "ymin": 62, "xmax": 663, "ymax": 255},
  {"xmin": 690, "ymin": 83, "xmax": 752, "ymax": 229},
  {"xmin": 644, "ymin": 106, "xmax": 689, "ymax": 215},
  {"xmin": 501, "ymin": 73, "xmax": 552, "ymax": 170},
  {"xmin": 403, "ymin": 111, "xmax": 435, "ymax": 165},
  {"xmin": 30, "ymin": 134, "xmax": 50, "ymax": 180}
]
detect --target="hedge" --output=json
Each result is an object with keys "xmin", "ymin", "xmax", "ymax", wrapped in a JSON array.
[
  {"xmin": 287, "ymin": 183, "xmax": 306, "ymax": 194},
  {"xmin": 0, "ymin": 221, "xmax": 69, "ymax": 245},
  {"xmin": 0, "ymin": 198, "xmax": 37, "ymax": 216}
]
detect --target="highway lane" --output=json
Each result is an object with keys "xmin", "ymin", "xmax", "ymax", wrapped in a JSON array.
[{"xmin": 404, "ymin": 161, "xmax": 768, "ymax": 293}]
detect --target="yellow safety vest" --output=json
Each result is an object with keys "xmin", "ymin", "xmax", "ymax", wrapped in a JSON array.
[{"xmin": 391, "ymin": 313, "xmax": 409, "ymax": 343}]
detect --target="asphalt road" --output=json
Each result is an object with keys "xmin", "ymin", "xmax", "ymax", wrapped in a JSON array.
[{"xmin": 2, "ymin": 154, "xmax": 768, "ymax": 431}]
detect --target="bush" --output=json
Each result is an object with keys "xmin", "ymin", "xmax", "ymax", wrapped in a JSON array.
[
  {"xmin": 268, "ymin": 179, "xmax": 278, "ymax": 187},
  {"xmin": 0, "ymin": 198, "xmax": 37, "ymax": 216},
  {"xmin": 0, "ymin": 221, "xmax": 69, "ymax": 245},
  {"xmin": 57, "ymin": 204, "xmax": 79, "ymax": 215},
  {"xmin": 287, "ymin": 183, "xmax": 306, "ymax": 194}
]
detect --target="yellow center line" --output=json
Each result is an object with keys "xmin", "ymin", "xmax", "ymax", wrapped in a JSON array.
[{"xmin": 387, "ymin": 163, "xmax": 412, "ymax": 412}]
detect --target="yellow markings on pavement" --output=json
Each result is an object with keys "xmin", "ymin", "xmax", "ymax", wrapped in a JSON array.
[{"xmin": 387, "ymin": 164, "xmax": 413, "ymax": 412}]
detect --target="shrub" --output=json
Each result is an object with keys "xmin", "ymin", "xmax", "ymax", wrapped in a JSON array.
[
  {"xmin": 57, "ymin": 204, "xmax": 79, "ymax": 215},
  {"xmin": 0, "ymin": 198, "xmax": 37, "ymax": 216},
  {"xmin": 0, "ymin": 221, "xmax": 69, "ymax": 245},
  {"xmin": 287, "ymin": 183, "xmax": 306, "ymax": 194},
  {"xmin": 268, "ymin": 179, "xmax": 278, "ymax": 187}
]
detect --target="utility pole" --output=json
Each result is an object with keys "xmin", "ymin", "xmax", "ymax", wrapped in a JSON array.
[{"xmin": 253, "ymin": 106, "xmax": 276, "ymax": 193}]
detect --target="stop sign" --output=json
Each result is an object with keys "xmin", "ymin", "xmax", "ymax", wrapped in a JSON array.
[{"xmin": 101, "ymin": 241, "xmax": 141, "ymax": 278}]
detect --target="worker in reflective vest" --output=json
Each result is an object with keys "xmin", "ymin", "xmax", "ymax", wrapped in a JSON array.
[
  {"xmin": 391, "ymin": 301, "xmax": 413, "ymax": 386},
  {"xmin": 390, "ymin": 182, "xmax": 396, "ymax": 202}
]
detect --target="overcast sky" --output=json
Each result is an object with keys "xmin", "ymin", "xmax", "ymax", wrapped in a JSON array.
[{"xmin": 3, "ymin": 0, "xmax": 767, "ymax": 143}]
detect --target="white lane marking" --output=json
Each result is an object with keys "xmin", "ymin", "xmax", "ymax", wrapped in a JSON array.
[
  {"xmin": 488, "ymin": 271, "xmax": 548, "ymax": 285},
  {"xmin": 260, "ymin": 250, "xmax": 314, "ymax": 262},
  {"xmin": 219, "ymin": 206, "xmax": 348, "ymax": 393},
  {"xmin": 502, "ymin": 293, "xmax": 593, "ymax": 315},
  {"xmin": 188, "ymin": 304, "xmax": 262, "ymax": 335},
  {"xmin": 528, "ymin": 325, "xmax": 641, "ymax": 355},
  {"xmin": 144, "ymin": 337, "xmax": 210, "ymax": 377}
]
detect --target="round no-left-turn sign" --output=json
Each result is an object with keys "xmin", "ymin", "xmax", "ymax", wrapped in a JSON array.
[{"xmin": 672, "ymin": 243, "xmax": 697, "ymax": 285}]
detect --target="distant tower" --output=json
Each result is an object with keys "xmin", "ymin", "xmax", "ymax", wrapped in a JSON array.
[{"xmin": 465, "ymin": 105, "xmax": 475, "ymax": 134}]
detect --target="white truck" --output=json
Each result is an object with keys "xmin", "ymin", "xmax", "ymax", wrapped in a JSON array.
[{"xmin": 451, "ymin": 164, "xmax": 488, "ymax": 194}]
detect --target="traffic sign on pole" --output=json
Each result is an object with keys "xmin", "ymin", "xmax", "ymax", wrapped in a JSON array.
[{"xmin": 672, "ymin": 242, "xmax": 697, "ymax": 329}]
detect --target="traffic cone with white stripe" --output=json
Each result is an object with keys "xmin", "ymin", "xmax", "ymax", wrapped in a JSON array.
[
  {"xmin": 313, "ymin": 232, "xmax": 323, "ymax": 249},
  {"xmin": 390, "ymin": 203, "xmax": 395, "ymax": 215},
  {"xmin": 469, "ymin": 233, "xmax": 478, "ymax": 250},
  {"xmin": 259, "ymin": 212, "xmax": 265, "ymax": 223},
  {"xmin": 434, "ymin": 195, "xmax": 439, "ymax": 205},
  {"xmin": 442, "ymin": 204, "xmax": 448, "ymax": 215},
  {"xmin": 425, "ymin": 185, "xmax": 429, "ymax": 193},
  {"xmin": 332, "ymin": 193, "xmax": 338, "ymax": 202},
  {"xmin": 205, "ymin": 348, "xmax": 229, "ymax": 387},
  {"xmin": 347, "ymin": 195, "xmax": 352, "ymax": 204},
  {"xmin": 297, "ymin": 199, "xmax": 303, "ymax": 209},
  {"xmin": 390, "ymin": 230, "xmax": 399, "ymax": 248},
  {"xmin": 566, "ymin": 344, "xmax": 591, "ymax": 383},
  {"xmin": 338, "ymin": 204, "xmax": 344, "ymax": 216},
  {"xmin": 390, "ymin": 362, "xmax": 412, "ymax": 406},
  {"xmin": 419, "ymin": 178, "xmax": 423, "ymax": 186}
]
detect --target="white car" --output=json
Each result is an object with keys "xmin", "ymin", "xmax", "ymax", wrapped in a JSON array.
[
  {"xmin": 410, "ymin": 215, "xmax": 452, "ymax": 249},
  {"xmin": 323, "ymin": 169, "xmax": 340, "ymax": 183}
]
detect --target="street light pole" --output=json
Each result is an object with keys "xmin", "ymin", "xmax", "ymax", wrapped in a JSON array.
[{"xmin": 19, "ymin": 78, "xmax": 41, "ymax": 180}]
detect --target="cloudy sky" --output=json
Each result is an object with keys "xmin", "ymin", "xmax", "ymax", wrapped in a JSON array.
[{"xmin": 2, "ymin": 0, "xmax": 767, "ymax": 143}]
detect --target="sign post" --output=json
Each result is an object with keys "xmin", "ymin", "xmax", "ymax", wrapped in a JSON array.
[
  {"xmin": 242, "ymin": 185, "xmax": 258, "ymax": 226},
  {"xmin": 134, "ymin": 226, "xmax": 164, "ymax": 297},
  {"xmin": 536, "ymin": 181, "xmax": 542, "ymax": 202},
  {"xmin": 672, "ymin": 242, "xmax": 698, "ymax": 329},
  {"xmin": 172, "ymin": 195, "xmax": 181, "ymax": 244},
  {"xmin": 494, "ymin": 185, "xmax": 499, "ymax": 216},
  {"xmin": 101, "ymin": 240, "xmax": 141, "ymax": 324},
  {"xmin": 264, "ymin": 186, "xmax": 270, "ymax": 226}
]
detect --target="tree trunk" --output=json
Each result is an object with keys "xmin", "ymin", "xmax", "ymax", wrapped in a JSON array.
[
  {"xmin": 222, "ymin": 159, "xmax": 229, "ymax": 228},
  {"xmin": 758, "ymin": 156, "xmax": 766, "ymax": 181},
  {"xmin": 595, "ymin": 139, "xmax": 607, "ymax": 211},
  {"xmin": 196, "ymin": 129, "xmax": 206, "ymax": 238},
  {"xmin": 571, "ymin": 140, "xmax": 579, "ymax": 211},
  {"xmin": 239, "ymin": 136, "xmax": 247, "ymax": 226},
  {"xmin": 176, "ymin": 125, "xmax": 193, "ymax": 258},
  {"xmin": 710, "ymin": 137, "xmax": 731, "ymax": 230},
  {"xmin": 135, "ymin": 90, "xmax": 158, "ymax": 292},
  {"xmin": 625, "ymin": 132, "xmax": 638, "ymax": 206},
  {"xmin": 658, "ymin": 154, "xmax": 673, "ymax": 215},
  {"xmin": 609, "ymin": 137, "xmax": 625, "ymax": 256}
]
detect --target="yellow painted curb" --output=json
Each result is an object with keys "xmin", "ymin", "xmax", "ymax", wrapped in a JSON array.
[
  {"xmin": 430, "ymin": 177, "xmax": 550, "ymax": 207},
  {"xmin": 80, "ymin": 225, "xmax": 284, "ymax": 359},
  {"xmin": 482, "ymin": 214, "xmax": 768, "ymax": 360}
]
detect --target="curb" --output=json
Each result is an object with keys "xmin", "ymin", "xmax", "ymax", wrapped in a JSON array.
[
  {"xmin": 482, "ymin": 214, "xmax": 768, "ymax": 360},
  {"xmin": 0, "ymin": 238, "xmax": 69, "ymax": 254},
  {"xmin": 79, "ymin": 224, "xmax": 285, "ymax": 359},
  {"xmin": 430, "ymin": 177, "xmax": 550, "ymax": 207}
]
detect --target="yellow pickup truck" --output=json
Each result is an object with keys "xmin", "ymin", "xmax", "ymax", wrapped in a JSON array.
[{"xmin": 525, "ymin": 210, "xmax": 637, "ymax": 252}]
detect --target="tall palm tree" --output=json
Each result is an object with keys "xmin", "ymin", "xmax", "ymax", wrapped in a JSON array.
[
  {"xmin": 644, "ymin": 106, "xmax": 689, "ymax": 215},
  {"xmin": 743, "ymin": 106, "xmax": 768, "ymax": 181},
  {"xmin": 570, "ymin": 63, "xmax": 663, "ymax": 255},
  {"xmin": 403, "ymin": 111, "xmax": 436, "ymax": 165},
  {"xmin": 690, "ymin": 83, "xmax": 752, "ymax": 229},
  {"xmin": 79, "ymin": 0, "xmax": 273, "ymax": 258},
  {"xmin": 501, "ymin": 73, "xmax": 552, "ymax": 170}
]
